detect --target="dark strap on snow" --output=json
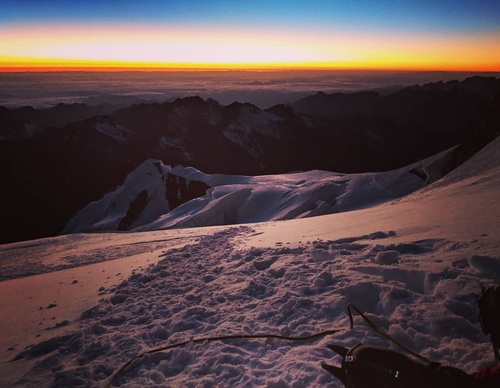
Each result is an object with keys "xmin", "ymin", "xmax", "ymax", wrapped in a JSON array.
[
  {"xmin": 346, "ymin": 303, "xmax": 432, "ymax": 365},
  {"xmin": 104, "ymin": 328, "xmax": 340, "ymax": 387}
]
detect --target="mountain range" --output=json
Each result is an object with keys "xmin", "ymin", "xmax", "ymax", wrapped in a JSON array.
[{"xmin": 0, "ymin": 76, "xmax": 499, "ymax": 244}]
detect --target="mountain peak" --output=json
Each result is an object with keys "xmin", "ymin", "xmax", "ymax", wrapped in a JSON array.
[{"xmin": 63, "ymin": 159, "xmax": 210, "ymax": 233}]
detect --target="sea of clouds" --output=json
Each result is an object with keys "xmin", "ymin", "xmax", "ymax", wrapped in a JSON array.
[{"xmin": 0, "ymin": 70, "xmax": 494, "ymax": 109}]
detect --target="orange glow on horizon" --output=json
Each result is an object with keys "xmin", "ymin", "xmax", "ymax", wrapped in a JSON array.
[
  {"xmin": 1, "ymin": 57, "xmax": 498, "ymax": 73},
  {"xmin": 1, "ymin": 64, "xmax": 499, "ymax": 73},
  {"xmin": 1, "ymin": 22, "xmax": 499, "ymax": 73}
]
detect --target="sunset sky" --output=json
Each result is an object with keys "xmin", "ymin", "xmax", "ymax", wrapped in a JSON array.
[{"xmin": 1, "ymin": 0, "xmax": 499, "ymax": 71}]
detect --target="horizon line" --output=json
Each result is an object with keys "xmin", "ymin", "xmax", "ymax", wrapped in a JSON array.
[
  {"xmin": 1, "ymin": 59, "xmax": 499, "ymax": 73},
  {"xmin": 1, "ymin": 66, "xmax": 500, "ymax": 73}
]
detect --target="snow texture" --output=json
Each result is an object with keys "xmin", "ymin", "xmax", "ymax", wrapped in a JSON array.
[{"xmin": 0, "ymin": 137, "xmax": 499, "ymax": 387}]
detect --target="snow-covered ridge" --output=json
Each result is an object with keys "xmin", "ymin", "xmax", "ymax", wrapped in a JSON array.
[
  {"xmin": 63, "ymin": 149, "xmax": 449, "ymax": 235},
  {"xmin": 138, "ymin": 153, "xmax": 444, "ymax": 231}
]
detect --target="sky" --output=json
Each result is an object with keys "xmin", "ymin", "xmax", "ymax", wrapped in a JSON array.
[{"xmin": 0, "ymin": 0, "xmax": 499, "ymax": 71}]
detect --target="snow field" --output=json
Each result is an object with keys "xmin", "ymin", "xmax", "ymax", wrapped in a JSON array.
[{"xmin": 12, "ymin": 224, "xmax": 498, "ymax": 387}]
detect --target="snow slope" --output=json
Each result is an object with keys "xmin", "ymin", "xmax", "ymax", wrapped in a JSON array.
[{"xmin": 0, "ymin": 138, "xmax": 499, "ymax": 387}]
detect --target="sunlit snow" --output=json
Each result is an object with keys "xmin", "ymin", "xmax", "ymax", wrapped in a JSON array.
[{"xmin": 63, "ymin": 149, "xmax": 448, "ymax": 235}]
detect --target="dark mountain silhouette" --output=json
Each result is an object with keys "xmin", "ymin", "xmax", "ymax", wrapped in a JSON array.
[
  {"xmin": 0, "ymin": 103, "xmax": 117, "ymax": 140},
  {"xmin": 0, "ymin": 76, "xmax": 498, "ymax": 244},
  {"xmin": 441, "ymin": 89, "xmax": 500, "ymax": 175}
]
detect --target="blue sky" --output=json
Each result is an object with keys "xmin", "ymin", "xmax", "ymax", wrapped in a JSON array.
[{"xmin": 2, "ymin": 0, "xmax": 499, "ymax": 34}]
